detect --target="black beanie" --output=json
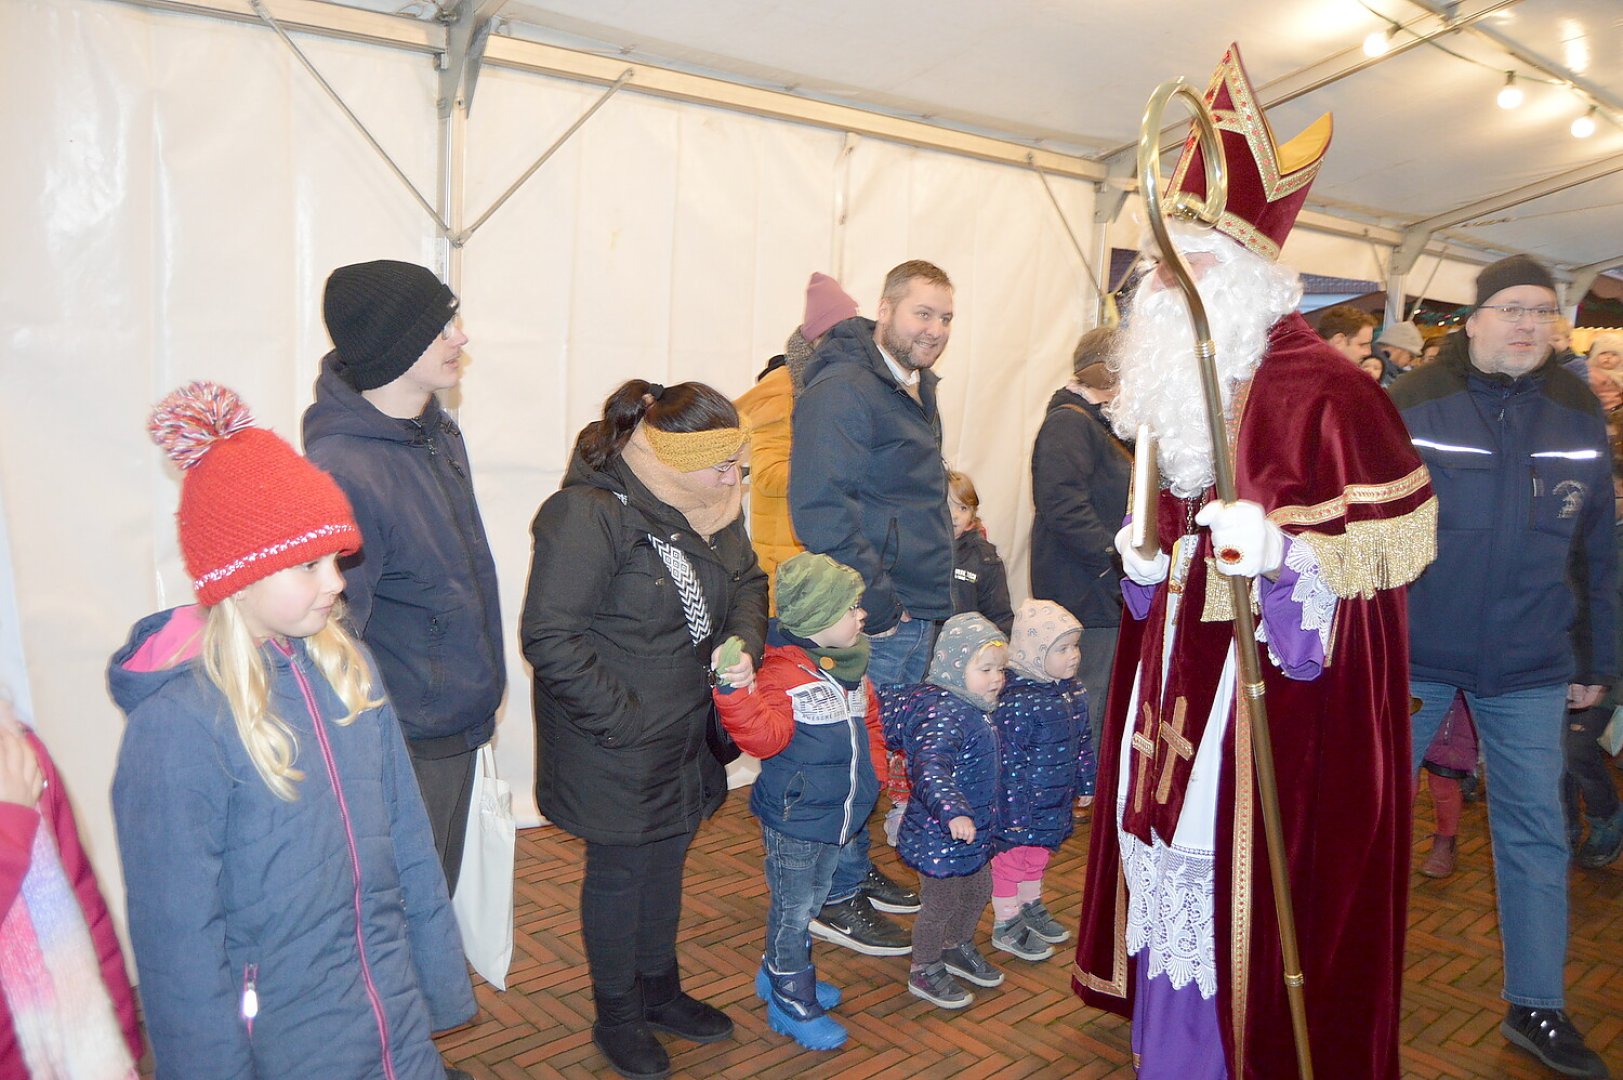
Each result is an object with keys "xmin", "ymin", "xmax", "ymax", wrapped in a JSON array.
[
  {"xmin": 1475, "ymin": 255, "xmax": 1555, "ymax": 308},
  {"xmin": 323, "ymin": 260, "xmax": 458, "ymax": 391}
]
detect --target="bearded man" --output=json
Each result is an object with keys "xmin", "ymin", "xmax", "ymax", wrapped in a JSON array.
[
  {"xmin": 788, "ymin": 259, "xmax": 957, "ymax": 957},
  {"xmin": 1071, "ymin": 45, "xmax": 1437, "ymax": 1080}
]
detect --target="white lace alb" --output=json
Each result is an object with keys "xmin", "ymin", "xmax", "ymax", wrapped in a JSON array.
[{"xmin": 1119, "ymin": 814, "xmax": 1218, "ymax": 999}]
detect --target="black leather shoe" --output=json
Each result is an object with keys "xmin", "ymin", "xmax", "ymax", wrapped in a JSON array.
[
  {"xmin": 860, "ymin": 865, "xmax": 921, "ymax": 913},
  {"xmin": 593, "ymin": 986, "xmax": 671, "ymax": 1080},
  {"xmin": 641, "ymin": 968, "xmax": 734, "ymax": 1044},
  {"xmin": 1500, "ymin": 1005, "xmax": 1610, "ymax": 1078},
  {"xmin": 810, "ymin": 895, "xmax": 912, "ymax": 955}
]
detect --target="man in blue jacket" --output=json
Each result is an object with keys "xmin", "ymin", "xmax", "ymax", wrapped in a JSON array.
[
  {"xmin": 789, "ymin": 259, "xmax": 956, "ymax": 955},
  {"xmin": 1390, "ymin": 254, "xmax": 1614, "ymax": 1079},
  {"xmin": 304, "ymin": 260, "xmax": 506, "ymax": 896}
]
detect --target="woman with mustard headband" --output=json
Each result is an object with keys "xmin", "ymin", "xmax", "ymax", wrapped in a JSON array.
[{"xmin": 521, "ymin": 380, "xmax": 768, "ymax": 1080}]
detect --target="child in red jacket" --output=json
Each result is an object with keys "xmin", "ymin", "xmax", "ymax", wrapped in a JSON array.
[{"xmin": 714, "ymin": 553, "xmax": 887, "ymax": 1051}]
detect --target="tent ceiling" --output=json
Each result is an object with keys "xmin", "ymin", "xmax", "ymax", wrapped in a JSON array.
[{"xmin": 317, "ymin": 1, "xmax": 1623, "ymax": 274}]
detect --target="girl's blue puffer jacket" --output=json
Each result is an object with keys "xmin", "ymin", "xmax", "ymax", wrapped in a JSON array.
[
  {"xmin": 990, "ymin": 671, "xmax": 1094, "ymax": 852},
  {"xmin": 109, "ymin": 607, "xmax": 474, "ymax": 1079},
  {"xmin": 881, "ymin": 684, "xmax": 1000, "ymax": 878}
]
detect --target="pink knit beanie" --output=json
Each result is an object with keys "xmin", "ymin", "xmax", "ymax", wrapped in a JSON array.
[{"xmin": 801, "ymin": 273, "xmax": 859, "ymax": 342}]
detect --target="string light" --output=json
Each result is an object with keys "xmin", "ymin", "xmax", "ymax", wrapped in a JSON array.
[
  {"xmin": 1363, "ymin": 28, "xmax": 1393, "ymax": 58},
  {"xmin": 1496, "ymin": 72, "xmax": 1523, "ymax": 110},
  {"xmin": 1571, "ymin": 106, "xmax": 1597, "ymax": 138}
]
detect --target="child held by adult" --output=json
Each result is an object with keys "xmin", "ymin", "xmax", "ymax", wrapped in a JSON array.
[
  {"xmin": 882, "ymin": 614, "xmax": 1009, "ymax": 1009},
  {"xmin": 111, "ymin": 383, "xmax": 474, "ymax": 1079},
  {"xmin": 0, "ymin": 699, "xmax": 142, "ymax": 1079},
  {"xmin": 987, "ymin": 600, "xmax": 1095, "ymax": 961},
  {"xmin": 713, "ymin": 553, "xmax": 885, "ymax": 1051}
]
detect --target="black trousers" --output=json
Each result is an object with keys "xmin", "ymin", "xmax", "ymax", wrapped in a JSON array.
[
  {"xmin": 407, "ymin": 743, "xmax": 477, "ymax": 897},
  {"xmin": 582, "ymin": 828, "xmax": 698, "ymax": 997},
  {"xmin": 1564, "ymin": 704, "xmax": 1621, "ymax": 828}
]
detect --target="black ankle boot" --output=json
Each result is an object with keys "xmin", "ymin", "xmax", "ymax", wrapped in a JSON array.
[
  {"xmin": 593, "ymin": 985, "xmax": 671, "ymax": 1080},
  {"xmin": 641, "ymin": 966, "xmax": 734, "ymax": 1043}
]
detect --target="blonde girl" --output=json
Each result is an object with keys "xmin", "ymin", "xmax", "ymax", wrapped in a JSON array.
[{"xmin": 110, "ymin": 382, "xmax": 474, "ymax": 1079}]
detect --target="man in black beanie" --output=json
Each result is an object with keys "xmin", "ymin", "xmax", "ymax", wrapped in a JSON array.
[
  {"xmin": 302, "ymin": 259, "xmax": 506, "ymax": 896},
  {"xmin": 1390, "ymin": 254, "xmax": 1615, "ymax": 1078}
]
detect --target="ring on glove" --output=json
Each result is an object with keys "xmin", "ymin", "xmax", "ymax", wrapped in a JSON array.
[{"xmin": 1217, "ymin": 546, "xmax": 1244, "ymax": 565}]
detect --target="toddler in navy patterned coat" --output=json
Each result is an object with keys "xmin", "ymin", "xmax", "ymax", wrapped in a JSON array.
[
  {"xmin": 881, "ymin": 613, "xmax": 1008, "ymax": 1010},
  {"xmin": 987, "ymin": 599, "xmax": 1094, "ymax": 963}
]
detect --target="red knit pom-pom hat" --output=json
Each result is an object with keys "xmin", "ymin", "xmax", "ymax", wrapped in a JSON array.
[{"xmin": 149, "ymin": 381, "xmax": 361, "ymax": 605}]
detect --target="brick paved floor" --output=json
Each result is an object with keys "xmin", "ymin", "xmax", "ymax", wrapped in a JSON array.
[{"xmin": 135, "ymin": 778, "xmax": 1622, "ymax": 1077}]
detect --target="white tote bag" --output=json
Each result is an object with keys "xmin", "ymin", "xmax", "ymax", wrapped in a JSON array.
[{"xmin": 451, "ymin": 743, "xmax": 515, "ymax": 989}]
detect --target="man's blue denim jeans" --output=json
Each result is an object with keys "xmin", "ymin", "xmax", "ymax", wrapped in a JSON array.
[
  {"xmin": 824, "ymin": 615, "xmax": 938, "ymax": 904},
  {"xmin": 1410, "ymin": 679, "xmax": 1570, "ymax": 1008},
  {"xmin": 763, "ymin": 823, "xmax": 843, "ymax": 972}
]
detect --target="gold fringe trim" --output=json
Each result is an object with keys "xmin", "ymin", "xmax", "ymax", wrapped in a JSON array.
[
  {"xmin": 1267, "ymin": 465, "xmax": 1433, "ymax": 529},
  {"xmin": 1199, "ymin": 496, "xmax": 1437, "ymax": 620},
  {"xmin": 1295, "ymin": 497, "xmax": 1438, "ymax": 600},
  {"xmin": 1201, "ymin": 564, "xmax": 1258, "ymax": 623}
]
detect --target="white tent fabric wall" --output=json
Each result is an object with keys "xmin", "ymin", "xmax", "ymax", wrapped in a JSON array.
[
  {"xmin": 1, "ymin": 0, "xmax": 1098, "ymax": 946},
  {"xmin": 1, "ymin": 0, "xmax": 446, "ymax": 943}
]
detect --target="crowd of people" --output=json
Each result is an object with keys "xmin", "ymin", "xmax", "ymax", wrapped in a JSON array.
[{"xmin": 2, "ymin": 41, "xmax": 1618, "ymax": 1080}]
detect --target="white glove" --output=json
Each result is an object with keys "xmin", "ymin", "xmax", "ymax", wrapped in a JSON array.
[
  {"xmin": 1195, "ymin": 499, "xmax": 1285, "ymax": 578},
  {"xmin": 1115, "ymin": 522, "xmax": 1170, "ymax": 586}
]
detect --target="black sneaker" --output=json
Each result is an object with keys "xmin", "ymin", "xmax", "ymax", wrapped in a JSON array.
[
  {"xmin": 1500, "ymin": 1005, "xmax": 1611, "ymax": 1078},
  {"xmin": 860, "ymin": 866, "xmax": 921, "ymax": 913},
  {"xmin": 941, "ymin": 942, "xmax": 1004, "ymax": 987},
  {"xmin": 809, "ymin": 896, "xmax": 912, "ymax": 956}
]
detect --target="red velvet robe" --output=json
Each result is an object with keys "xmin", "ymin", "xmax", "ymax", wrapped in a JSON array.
[{"xmin": 1072, "ymin": 313, "xmax": 1436, "ymax": 1079}]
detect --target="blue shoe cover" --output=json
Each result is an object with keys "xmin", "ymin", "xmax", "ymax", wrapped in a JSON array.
[{"xmin": 766, "ymin": 998, "xmax": 848, "ymax": 1050}]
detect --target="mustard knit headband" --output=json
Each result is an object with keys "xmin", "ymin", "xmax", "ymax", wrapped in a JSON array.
[{"xmin": 642, "ymin": 424, "xmax": 748, "ymax": 472}]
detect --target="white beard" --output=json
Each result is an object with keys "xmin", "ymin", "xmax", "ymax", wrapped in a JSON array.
[{"xmin": 1107, "ymin": 230, "xmax": 1303, "ymax": 499}]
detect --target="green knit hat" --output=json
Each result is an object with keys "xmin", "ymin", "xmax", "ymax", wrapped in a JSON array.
[{"xmin": 776, "ymin": 553, "xmax": 863, "ymax": 638}]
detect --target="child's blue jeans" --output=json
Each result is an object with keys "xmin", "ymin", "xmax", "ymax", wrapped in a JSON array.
[{"xmin": 762, "ymin": 823, "xmax": 845, "ymax": 972}]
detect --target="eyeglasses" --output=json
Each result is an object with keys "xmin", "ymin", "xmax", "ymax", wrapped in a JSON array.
[
  {"xmin": 710, "ymin": 459, "xmax": 739, "ymax": 474},
  {"xmin": 1478, "ymin": 305, "xmax": 1561, "ymax": 324}
]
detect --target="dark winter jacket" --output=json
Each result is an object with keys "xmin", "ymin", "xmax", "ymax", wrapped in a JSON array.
[
  {"xmin": 990, "ymin": 671, "xmax": 1093, "ymax": 852},
  {"xmin": 1390, "ymin": 332, "xmax": 1618, "ymax": 693},
  {"xmin": 302, "ymin": 355, "xmax": 505, "ymax": 754},
  {"xmin": 109, "ymin": 608, "xmax": 474, "ymax": 1079},
  {"xmin": 521, "ymin": 452, "xmax": 768, "ymax": 846},
  {"xmin": 714, "ymin": 636, "xmax": 884, "ymax": 845},
  {"xmin": 881, "ymin": 684, "xmax": 1000, "ymax": 878},
  {"xmin": 789, "ymin": 317, "xmax": 954, "ymax": 633},
  {"xmin": 1029, "ymin": 388, "xmax": 1131, "ymax": 628},
  {"xmin": 951, "ymin": 529, "xmax": 1014, "ymax": 635}
]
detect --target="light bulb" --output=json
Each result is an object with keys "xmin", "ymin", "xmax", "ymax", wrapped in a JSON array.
[
  {"xmin": 1572, "ymin": 107, "xmax": 1597, "ymax": 138},
  {"xmin": 1363, "ymin": 29, "xmax": 1392, "ymax": 58},
  {"xmin": 1497, "ymin": 73, "xmax": 1523, "ymax": 110}
]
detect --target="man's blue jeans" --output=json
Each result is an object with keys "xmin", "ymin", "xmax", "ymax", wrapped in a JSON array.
[
  {"xmin": 1410, "ymin": 679, "xmax": 1570, "ymax": 1008},
  {"xmin": 763, "ymin": 823, "xmax": 843, "ymax": 972},
  {"xmin": 825, "ymin": 616, "xmax": 938, "ymax": 904},
  {"xmin": 866, "ymin": 615, "xmax": 938, "ymax": 690}
]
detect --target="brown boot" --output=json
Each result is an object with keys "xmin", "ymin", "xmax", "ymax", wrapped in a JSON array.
[{"xmin": 1419, "ymin": 834, "xmax": 1456, "ymax": 878}]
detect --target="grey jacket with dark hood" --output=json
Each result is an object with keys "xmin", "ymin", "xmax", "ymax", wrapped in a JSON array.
[
  {"xmin": 302, "ymin": 353, "xmax": 505, "ymax": 754},
  {"xmin": 521, "ymin": 449, "xmax": 768, "ymax": 845}
]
